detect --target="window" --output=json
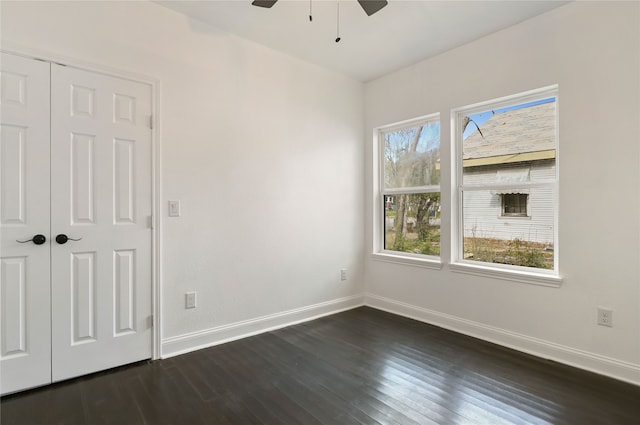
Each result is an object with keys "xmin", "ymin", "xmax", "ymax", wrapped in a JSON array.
[
  {"xmin": 502, "ymin": 193, "xmax": 528, "ymax": 217},
  {"xmin": 453, "ymin": 86, "xmax": 559, "ymax": 277},
  {"xmin": 376, "ymin": 115, "xmax": 441, "ymax": 260}
]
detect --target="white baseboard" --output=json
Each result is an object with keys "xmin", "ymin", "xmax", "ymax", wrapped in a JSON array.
[
  {"xmin": 161, "ymin": 294, "xmax": 365, "ymax": 358},
  {"xmin": 161, "ymin": 291, "xmax": 639, "ymax": 386},
  {"xmin": 365, "ymin": 293, "xmax": 640, "ymax": 386}
]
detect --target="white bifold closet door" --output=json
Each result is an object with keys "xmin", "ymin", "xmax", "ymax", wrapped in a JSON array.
[
  {"xmin": 1, "ymin": 53, "xmax": 153, "ymax": 395},
  {"xmin": 0, "ymin": 52, "xmax": 52, "ymax": 395}
]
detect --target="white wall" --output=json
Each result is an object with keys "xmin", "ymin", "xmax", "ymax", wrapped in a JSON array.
[
  {"xmin": 1, "ymin": 1, "xmax": 365, "ymax": 356},
  {"xmin": 365, "ymin": 2, "xmax": 640, "ymax": 384}
]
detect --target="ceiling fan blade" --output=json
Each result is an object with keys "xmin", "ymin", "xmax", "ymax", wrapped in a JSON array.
[
  {"xmin": 357, "ymin": 0, "xmax": 388, "ymax": 16},
  {"xmin": 252, "ymin": 0, "xmax": 278, "ymax": 8}
]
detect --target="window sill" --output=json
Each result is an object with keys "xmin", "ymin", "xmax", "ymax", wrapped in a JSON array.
[
  {"xmin": 449, "ymin": 261, "xmax": 562, "ymax": 287},
  {"xmin": 372, "ymin": 252, "xmax": 443, "ymax": 269},
  {"xmin": 498, "ymin": 215, "xmax": 532, "ymax": 220}
]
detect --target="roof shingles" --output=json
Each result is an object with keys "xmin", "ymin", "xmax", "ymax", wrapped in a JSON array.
[{"xmin": 463, "ymin": 102, "xmax": 556, "ymax": 160}]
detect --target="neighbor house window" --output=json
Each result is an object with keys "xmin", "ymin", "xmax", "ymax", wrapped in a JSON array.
[
  {"xmin": 502, "ymin": 194, "xmax": 528, "ymax": 217},
  {"xmin": 452, "ymin": 86, "xmax": 559, "ymax": 280},
  {"xmin": 377, "ymin": 115, "xmax": 441, "ymax": 261}
]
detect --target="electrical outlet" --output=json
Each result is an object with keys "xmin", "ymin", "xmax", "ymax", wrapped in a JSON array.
[
  {"xmin": 341, "ymin": 268, "xmax": 347, "ymax": 281},
  {"xmin": 597, "ymin": 307, "xmax": 613, "ymax": 327},
  {"xmin": 185, "ymin": 291, "xmax": 197, "ymax": 309}
]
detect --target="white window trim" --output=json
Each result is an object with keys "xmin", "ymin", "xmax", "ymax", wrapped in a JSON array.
[
  {"xmin": 450, "ymin": 85, "xmax": 561, "ymax": 286},
  {"xmin": 372, "ymin": 252, "xmax": 443, "ymax": 269},
  {"xmin": 497, "ymin": 215, "xmax": 532, "ymax": 221},
  {"xmin": 448, "ymin": 261, "xmax": 561, "ymax": 287},
  {"xmin": 373, "ymin": 113, "xmax": 442, "ymax": 265}
]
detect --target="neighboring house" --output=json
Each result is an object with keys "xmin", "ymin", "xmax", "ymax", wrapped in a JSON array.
[{"xmin": 462, "ymin": 102, "xmax": 556, "ymax": 244}]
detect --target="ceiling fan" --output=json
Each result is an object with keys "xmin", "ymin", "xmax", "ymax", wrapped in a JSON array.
[{"xmin": 251, "ymin": 0, "xmax": 388, "ymax": 17}]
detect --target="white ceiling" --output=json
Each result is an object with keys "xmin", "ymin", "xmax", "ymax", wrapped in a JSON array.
[{"xmin": 156, "ymin": 0, "xmax": 569, "ymax": 82}]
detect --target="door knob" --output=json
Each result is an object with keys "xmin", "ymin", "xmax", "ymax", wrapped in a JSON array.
[
  {"xmin": 55, "ymin": 234, "xmax": 82, "ymax": 244},
  {"xmin": 16, "ymin": 234, "xmax": 47, "ymax": 245}
]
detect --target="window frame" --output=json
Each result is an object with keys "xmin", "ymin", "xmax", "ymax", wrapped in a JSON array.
[
  {"xmin": 450, "ymin": 86, "xmax": 561, "ymax": 285},
  {"xmin": 372, "ymin": 113, "xmax": 443, "ymax": 268}
]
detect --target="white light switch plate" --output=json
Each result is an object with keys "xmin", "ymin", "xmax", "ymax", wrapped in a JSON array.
[
  {"xmin": 168, "ymin": 200, "xmax": 180, "ymax": 217},
  {"xmin": 185, "ymin": 291, "xmax": 196, "ymax": 309}
]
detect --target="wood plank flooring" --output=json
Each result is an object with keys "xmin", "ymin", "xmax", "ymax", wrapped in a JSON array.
[{"xmin": 2, "ymin": 307, "xmax": 639, "ymax": 424}]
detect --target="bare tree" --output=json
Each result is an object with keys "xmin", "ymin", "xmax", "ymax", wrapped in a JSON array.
[{"xmin": 392, "ymin": 126, "xmax": 422, "ymax": 249}]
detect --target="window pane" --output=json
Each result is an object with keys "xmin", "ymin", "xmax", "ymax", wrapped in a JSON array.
[
  {"xmin": 384, "ymin": 193, "xmax": 440, "ymax": 255},
  {"xmin": 384, "ymin": 121, "xmax": 440, "ymax": 189},
  {"xmin": 462, "ymin": 188, "xmax": 554, "ymax": 269},
  {"xmin": 462, "ymin": 98, "xmax": 556, "ymax": 185}
]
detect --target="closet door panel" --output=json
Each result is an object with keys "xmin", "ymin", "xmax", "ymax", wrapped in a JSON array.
[
  {"xmin": 50, "ymin": 64, "xmax": 153, "ymax": 382},
  {"xmin": 0, "ymin": 53, "xmax": 52, "ymax": 395}
]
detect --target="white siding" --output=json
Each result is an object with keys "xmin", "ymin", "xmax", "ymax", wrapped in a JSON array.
[{"xmin": 463, "ymin": 160, "xmax": 555, "ymax": 244}]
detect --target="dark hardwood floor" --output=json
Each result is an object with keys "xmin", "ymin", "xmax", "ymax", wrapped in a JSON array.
[{"xmin": 2, "ymin": 307, "xmax": 639, "ymax": 424}]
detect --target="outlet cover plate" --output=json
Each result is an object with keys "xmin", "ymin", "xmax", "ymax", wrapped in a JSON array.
[
  {"xmin": 186, "ymin": 291, "xmax": 197, "ymax": 309},
  {"xmin": 597, "ymin": 307, "xmax": 613, "ymax": 327}
]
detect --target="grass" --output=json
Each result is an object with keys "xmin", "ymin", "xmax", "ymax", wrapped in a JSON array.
[
  {"xmin": 463, "ymin": 237, "xmax": 553, "ymax": 269},
  {"xmin": 385, "ymin": 225, "xmax": 441, "ymax": 256},
  {"xmin": 385, "ymin": 224, "xmax": 553, "ymax": 269}
]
